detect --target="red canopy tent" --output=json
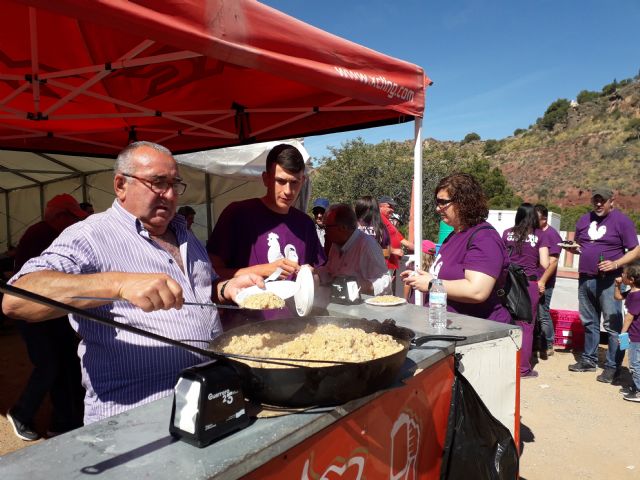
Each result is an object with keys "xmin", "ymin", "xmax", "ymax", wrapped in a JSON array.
[
  {"xmin": 0, "ymin": 0, "xmax": 430, "ymax": 296},
  {"xmin": 0, "ymin": 0, "xmax": 429, "ymax": 156}
]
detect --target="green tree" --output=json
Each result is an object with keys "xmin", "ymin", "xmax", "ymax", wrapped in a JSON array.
[
  {"xmin": 539, "ymin": 99, "xmax": 570, "ymax": 131},
  {"xmin": 462, "ymin": 132, "xmax": 481, "ymax": 144},
  {"xmin": 513, "ymin": 128, "xmax": 526, "ymax": 136},
  {"xmin": 483, "ymin": 139, "xmax": 501, "ymax": 156},
  {"xmin": 625, "ymin": 118, "xmax": 640, "ymax": 140},
  {"xmin": 559, "ymin": 205, "xmax": 591, "ymax": 231},
  {"xmin": 460, "ymin": 158, "xmax": 522, "ymax": 208},
  {"xmin": 576, "ymin": 90, "xmax": 600, "ymax": 104},
  {"xmin": 602, "ymin": 79, "xmax": 618, "ymax": 95}
]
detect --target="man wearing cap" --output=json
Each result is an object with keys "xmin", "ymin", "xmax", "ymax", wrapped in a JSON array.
[
  {"xmin": 316, "ymin": 204, "xmax": 390, "ymax": 295},
  {"xmin": 379, "ymin": 195, "xmax": 414, "ymax": 276},
  {"xmin": 3, "ymin": 141, "xmax": 262, "ymax": 429},
  {"xmin": 311, "ymin": 197, "xmax": 330, "ymax": 247},
  {"xmin": 566, "ymin": 187, "xmax": 640, "ymax": 382},
  {"xmin": 6, "ymin": 194, "xmax": 89, "ymax": 440}
]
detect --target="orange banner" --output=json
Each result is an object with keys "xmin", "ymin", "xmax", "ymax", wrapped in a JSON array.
[{"xmin": 244, "ymin": 356, "xmax": 454, "ymax": 480}]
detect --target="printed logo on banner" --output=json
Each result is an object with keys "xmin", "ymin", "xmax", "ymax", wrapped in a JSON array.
[
  {"xmin": 390, "ymin": 411, "xmax": 421, "ymax": 480},
  {"xmin": 300, "ymin": 449, "xmax": 367, "ymax": 480}
]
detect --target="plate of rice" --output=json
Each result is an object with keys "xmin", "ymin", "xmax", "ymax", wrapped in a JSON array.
[{"xmin": 365, "ymin": 295, "xmax": 407, "ymax": 307}]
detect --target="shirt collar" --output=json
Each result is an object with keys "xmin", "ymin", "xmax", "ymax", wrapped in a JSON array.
[{"xmin": 340, "ymin": 229, "xmax": 361, "ymax": 254}]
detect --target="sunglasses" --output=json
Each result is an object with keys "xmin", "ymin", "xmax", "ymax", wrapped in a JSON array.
[{"xmin": 434, "ymin": 198, "xmax": 453, "ymax": 207}]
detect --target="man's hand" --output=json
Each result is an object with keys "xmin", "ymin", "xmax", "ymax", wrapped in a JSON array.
[
  {"xmin": 116, "ymin": 273, "xmax": 183, "ymax": 312},
  {"xmin": 401, "ymin": 269, "xmax": 432, "ymax": 293},
  {"xmin": 223, "ymin": 274, "xmax": 265, "ymax": 303},
  {"xmin": 537, "ymin": 280, "xmax": 546, "ymax": 294},
  {"xmin": 271, "ymin": 258, "xmax": 300, "ymax": 279},
  {"xmin": 598, "ymin": 259, "xmax": 618, "ymax": 273}
]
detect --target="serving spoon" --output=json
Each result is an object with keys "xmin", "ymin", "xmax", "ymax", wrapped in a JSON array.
[{"xmin": 70, "ymin": 296, "xmax": 245, "ymax": 309}]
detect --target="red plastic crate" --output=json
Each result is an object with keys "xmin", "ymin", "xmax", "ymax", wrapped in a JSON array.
[{"xmin": 551, "ymin": 309, "xmax": 584, "ymax": 350}]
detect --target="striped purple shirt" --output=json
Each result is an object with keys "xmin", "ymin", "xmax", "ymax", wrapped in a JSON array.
[{"xmin": 11, "ymin": 200, "xmax": 220, "ymax": 424}]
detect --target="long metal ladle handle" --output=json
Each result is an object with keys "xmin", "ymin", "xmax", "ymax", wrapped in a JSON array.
[
  {"xmin": 0, "ymin": 281, "xmax": 217, "ymax": 360},
  {"xmin": 0, "ymin": 281, "xmax": 352, "ymax": 367}
]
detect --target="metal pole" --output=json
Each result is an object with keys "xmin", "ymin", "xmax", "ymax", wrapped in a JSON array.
[{"xmin": 413, "ymin": 118, "xmax": 423, "ymax": 305}]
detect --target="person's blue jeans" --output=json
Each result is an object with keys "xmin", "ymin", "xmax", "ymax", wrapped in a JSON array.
[
  {"xmin": 578, "ymin": 274, "xmax": 624, "ymax": 369},
  {"xmin": 629, "ymin": 342, "xmax": 640, "ymax": 391},
  {"xmin": 537, "ymin": 286, "xmax": 555, "ymax": 350}
]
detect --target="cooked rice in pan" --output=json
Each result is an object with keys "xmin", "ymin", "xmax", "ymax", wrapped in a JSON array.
[
  {"xmin": 219, "ymin": 324, "xmax": 404, "ymax": 368},
  {"xmin": 240, "ymin": 292, "xmax": 285, "ymax": 310}
]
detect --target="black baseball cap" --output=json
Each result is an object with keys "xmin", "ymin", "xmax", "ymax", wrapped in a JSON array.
[
  {"xmin": 378, "ymin": 195, "xmax": 396, "ymax": 207},
  {"xmin": 591, "ymin": 187, "xmax": 613, "ymax": 200}
]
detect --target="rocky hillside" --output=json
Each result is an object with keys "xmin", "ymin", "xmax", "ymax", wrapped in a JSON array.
[{"xmin": 437, "ymin": 78, "xmax": 640, "ymax": 211}]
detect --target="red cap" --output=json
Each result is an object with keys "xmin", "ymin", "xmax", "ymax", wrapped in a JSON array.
[{"xmin": 46, "ymin": 194, "xmax": 89, "ymax": 219}]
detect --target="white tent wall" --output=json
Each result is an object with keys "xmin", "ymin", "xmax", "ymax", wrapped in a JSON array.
[{"xmin": 0, "ymin": 140, "xmax": 310, "ymax": 250}]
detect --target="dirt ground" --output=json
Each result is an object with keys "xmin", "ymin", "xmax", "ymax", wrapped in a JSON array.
[{"xmin": 1, "ymin": 320, "xmax": 639, "ymax": 478}]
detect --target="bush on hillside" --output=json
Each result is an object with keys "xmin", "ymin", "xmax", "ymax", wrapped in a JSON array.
[
  {"xmin": 625, "ymin": 118, "xmax": 640, "ymax": 140},
  {"xmin": 513, "ymin": 128, "xmax": 526, "ymax": 136},
  {"xmin": 602, "ymin": 80, "xmax": 618, "ymax": 96},
  {"xmin": 576, "ymin": 90, "xmax": 600, "ymax": 104},
  {"xmin": 483, "ymin": 139, "xmax": 501, "ymax": 156},
  {"xmin": 539, "ymin": 99, "xmax": 570, "ymax": 131},
  {"xmin": 462, "ymin": 132, "xmax": 481, "ymax": 144}
]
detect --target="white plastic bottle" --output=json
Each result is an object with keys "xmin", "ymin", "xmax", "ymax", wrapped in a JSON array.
[{"xmin": 428, "ymin": 278, "xmax": 447, "ymax": 329}]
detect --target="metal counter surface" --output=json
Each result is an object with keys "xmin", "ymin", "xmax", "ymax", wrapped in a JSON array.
[
  {"xmin": 319, "ymin": 291, "xmax": 518, "ymax": 348},
  {"xmin": 0, "ymin": 298, "xmax": 516, "ymax": 479}
]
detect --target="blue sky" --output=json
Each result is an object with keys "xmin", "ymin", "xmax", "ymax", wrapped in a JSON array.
[{"xmin": 263, "ymin": 0, "xmax": 640, "ymax": 161}]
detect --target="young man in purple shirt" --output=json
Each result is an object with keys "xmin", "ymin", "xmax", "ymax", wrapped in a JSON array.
[
  {"xmin": 566, "ymin": 187, "xmax": 640, "ymax": 383},
  {"xmin": 207, "ymin": 144, "xmax": 325, "ymax": 281},
  {"xmin": 535, "ymin": 204, "xmax": 563, "ymax": 358}
]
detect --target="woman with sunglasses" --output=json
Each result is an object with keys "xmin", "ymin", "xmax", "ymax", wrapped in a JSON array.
[
  {"xmin": 402, "ymin": 173, "xmax": 511, "ymax": 323},
  {"xmin": 502, "ymin": 203, "xmax": 550, "ymax": 378}
]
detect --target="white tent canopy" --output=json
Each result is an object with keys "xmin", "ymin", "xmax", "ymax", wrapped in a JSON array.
[{"xmin": 0, "ymin": 139, "xmax": 310, "ymax": 250}]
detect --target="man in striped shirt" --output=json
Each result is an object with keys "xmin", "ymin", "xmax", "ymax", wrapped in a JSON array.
[{"xmin": 3, "ymin": 141, "xmax": 263, "ymax": 424}]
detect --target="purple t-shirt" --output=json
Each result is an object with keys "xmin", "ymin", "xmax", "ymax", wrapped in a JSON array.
[
  {"xmin": 207, "ymin": 198, "xmax": 325, "ymax": 274},
  {"xmin": 502, "ymin": 227, "xmax": 545, "ymax": 278},
  {"xmin": 625, "ymin": 290, "xmax": 640, "ymax": 342},
  {"xmin": 575, "ymin": 209, "xmax": 639, "ymax": 276},
  {"xmin": 430, "ymin": 221, "xmax": 511, "ymax": 323},
  {"xmin": 358, "ymin": 223, "xmax": 390, "ymax": 249},
  {"xmin": 538, "ymin": 226, "xmax": 563, "ymax": 288}
]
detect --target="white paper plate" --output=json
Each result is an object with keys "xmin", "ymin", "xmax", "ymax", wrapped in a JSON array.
[
  {"xmin": 365, "ymin": 296, "xmax": 407, "ymax": 307},
  {"xmin": 263, "ymin": 280, "xmax": 298, "ymax": 299},
  {"xmin": 294, "ymin": 265, "xmax": 314, "ymax": 317},
  {"xmin": 235, "ymin": 281, "xmax": 298, "ymax": 309}
]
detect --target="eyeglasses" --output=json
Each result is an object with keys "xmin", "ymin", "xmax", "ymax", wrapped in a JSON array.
[
  {"xmin": 434, "ymin": 198, "xmax": 453, "ymax": 207},
  {"xmin": 121, "ymin": 173, "xmax": 187, "ymax": 196}
]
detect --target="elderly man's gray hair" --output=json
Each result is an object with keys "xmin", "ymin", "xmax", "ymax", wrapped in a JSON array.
[{"xmin": 114, "ymin": 141, "xmax": 173, "ymax": 175}]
